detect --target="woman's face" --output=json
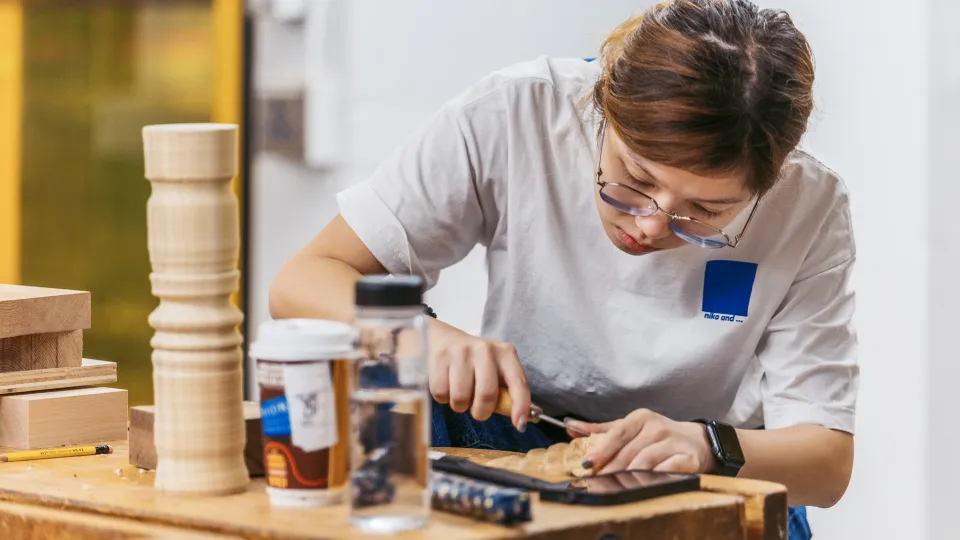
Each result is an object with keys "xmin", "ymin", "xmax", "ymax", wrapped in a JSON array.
[{"xmin": 594, "ymin": 124, "xmax": 754, "ymax": 256}]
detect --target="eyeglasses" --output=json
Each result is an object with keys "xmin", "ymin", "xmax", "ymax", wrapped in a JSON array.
[{"xmin": 594, "ymin": 120, "xmax": 760, "ymax": 249}]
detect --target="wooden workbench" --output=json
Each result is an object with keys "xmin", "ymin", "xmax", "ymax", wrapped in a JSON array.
[{"xmin": 0, "ymin": 440, "xmax": 787, "ymax": 539}]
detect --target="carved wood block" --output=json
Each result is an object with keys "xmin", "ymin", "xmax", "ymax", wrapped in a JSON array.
[{"xmin": 484, "ymin": 434, "xmax": 604, "ymax": 478}]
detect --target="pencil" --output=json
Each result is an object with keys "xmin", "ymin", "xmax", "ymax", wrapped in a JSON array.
[{"xmin": 0, "ymin": 444, "xmax": 113, "ymax": 463}]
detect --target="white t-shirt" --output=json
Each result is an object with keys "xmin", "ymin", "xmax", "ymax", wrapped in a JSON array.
[{"xmin": 337, "ymin": 56, "xmax": 859, "ymax": 434}]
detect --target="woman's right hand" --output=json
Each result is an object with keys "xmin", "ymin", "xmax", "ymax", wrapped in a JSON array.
[{"xmin": 428, "ymin": 328, "xmax": 532, "ymax": 432}]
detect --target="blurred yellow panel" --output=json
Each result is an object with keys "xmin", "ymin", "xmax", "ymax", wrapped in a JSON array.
[
  {"xmin": 18, "ymin": 0, "xmax": 228, "ymax": 406},
  {"xmin": 212, "ymin": 0, "xmax": 245, "ymax": 309},
  {"xmin": 5, "ymin": 0, "xmax": 246, "ymax": 405},
  {"xmin": 213, "ymin": 0, "xmax": 242, "ymax": 127},
  {"xmin": 0, "ymin": 1, "xmax": 22, "ymax": 285}
]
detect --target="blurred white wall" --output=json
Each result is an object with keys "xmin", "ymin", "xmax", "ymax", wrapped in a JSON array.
[
  {"xmin": 248, "ymin": 1, "xmax": 958, "ymax": 538},
  {"xmin": 762, "ymin": 1, "xmax": 928, "ymax": 538},
  {"xmin": 922, "ymin": 1, "xmax": 959, "ymax": 538}
]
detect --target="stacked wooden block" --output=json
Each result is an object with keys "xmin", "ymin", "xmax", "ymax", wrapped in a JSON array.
[
  {"xmin": 0, "ymin": 285, "xmax": 126, "ymax": 449},
  {"xmin": 128, "ymin": 401, "xmax": 265, "ymax": 477}
]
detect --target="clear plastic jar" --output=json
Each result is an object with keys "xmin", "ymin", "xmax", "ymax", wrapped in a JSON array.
[{"xmin": 348, "ymin": 275, "xmax": 430, "ymax": 533}]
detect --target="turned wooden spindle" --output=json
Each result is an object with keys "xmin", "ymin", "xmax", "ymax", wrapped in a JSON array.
[{"xmin": 142, "ymin": 123, "xmax": 249, "ymax": 495}]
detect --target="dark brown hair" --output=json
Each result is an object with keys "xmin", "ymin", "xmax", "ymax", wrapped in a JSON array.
[{"xmin": 593, "ymin": 0, "xmax": 815, "ymax": 195}]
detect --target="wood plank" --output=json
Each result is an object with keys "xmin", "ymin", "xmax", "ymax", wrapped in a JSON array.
[
  {"xmin": 0, "ymin": 330, "xmax": 83, "ymax": 372},
  {"xmin": 0, "ymin": 440, "xmax": 746, "ymax": 539},
  {"xmin": 0, "ymin": 359, "xmax": 117, "ymax": 395},
  {"xmin": 0, "ymin": 285, "xmax": 90, "ymax": 339},
  {"xmin": 0, "ymin": 500, "xmax": 240, "ymax": 539},
  {"xmin": 129, "ymin": 402, "xmax": 264, "ymax": 477},
  {"xmin": 57, "ymin": 329, "xmax": 83, "ymax": 366},
  {"xmin": 31, "ymin": 331, "xmax": 58, "ymax": 368},
  {"xmin": 0, "ymin": 387, "xmax": 128, "ymax": 449}
]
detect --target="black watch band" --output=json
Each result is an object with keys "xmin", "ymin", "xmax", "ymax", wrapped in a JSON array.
[{"xmin": 692, "ymin": 419, "xmax": 745, "ymax": 477}]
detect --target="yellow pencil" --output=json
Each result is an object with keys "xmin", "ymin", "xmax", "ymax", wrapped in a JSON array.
[{"xmin": 0, "ymin": 444, "xmax": 113, "ymax": 463}]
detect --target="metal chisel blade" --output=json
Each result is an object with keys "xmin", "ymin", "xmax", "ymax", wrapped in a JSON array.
[{"xmin": 537, "ymin": 413, "xmax": 589, "ymax": 436}]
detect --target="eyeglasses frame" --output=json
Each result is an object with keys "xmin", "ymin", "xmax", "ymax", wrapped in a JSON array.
[{"xmin": 594, "ymin": 119, "xmax": 761, "ymax": 249}]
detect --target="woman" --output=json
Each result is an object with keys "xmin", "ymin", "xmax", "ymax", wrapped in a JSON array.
[{"xmin": 270, "ymin": 1, "xmax": 857, "ymax": 537}]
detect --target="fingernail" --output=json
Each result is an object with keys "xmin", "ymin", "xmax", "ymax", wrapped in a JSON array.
[
  {"xmin": 517, "ymin": 418, "xmax": 527, "ymax": 433},
  {"xmin": 581, "ymin": 458, "xmax": 594, "ymax": 469}
]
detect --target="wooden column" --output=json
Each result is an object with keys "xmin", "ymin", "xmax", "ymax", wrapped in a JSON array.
[{"xmin": 142, "ymin": 123, "xmax": 248, "ymax": 495}]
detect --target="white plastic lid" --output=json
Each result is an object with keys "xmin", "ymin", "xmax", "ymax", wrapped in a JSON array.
[
  {"xmin": 265, "ymin": 486, "xmax": 343, "ymax": 508},
  {"xmin": 250, "ymin": 318, "xmax": 356, "ymax": 361}
]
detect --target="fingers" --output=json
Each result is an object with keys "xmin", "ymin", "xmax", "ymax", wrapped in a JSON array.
[
  {"xmin": 447, "ymin": 347, "xmax": 474, "ymax": 413},
  {"xmin": 596, "ymin": 434, "xmax": 649, "ymax": 474},
  {"xmin": 496, "ymin": 343, "xmax": 531, "ymax": 430},
  {"xmin": 430, "ymin": 338, "xmax": 530, "ymax": 433},
  {"xmin": 583, "ymin": 409, "xmax": 654, "ymax": 472},
  {"xmin": 429, "ymin": 349, "xmax": 451, "ymax": 405},
  {"xmin": 617, "ymin": 439, "xmax": 697, "ymax": 473},
  {"xmin": 470, "ymin": 343, "xmax": 500, "ymax": 421},
  {"xmin": 565, "ymin": 418, "xmax": 613, "ymax": 438},
  {"xmin": 587, "ymin": 412, "xmax": 702, "ymax": 475}
]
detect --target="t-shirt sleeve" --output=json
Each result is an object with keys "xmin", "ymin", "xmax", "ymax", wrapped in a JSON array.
[
  {"xmin": 336, "ymin": 104, "xmax": 489, "ymax": 289},
  {"xmin": 756, "ymin": 188, "xmax": 860, "ymax": 434}
]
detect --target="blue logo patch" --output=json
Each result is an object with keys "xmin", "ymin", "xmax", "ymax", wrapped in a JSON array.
[
  {"xmin": 701, "ymin": 260, "xmax": 758, "ymax": 323},
  {"xmin": 260, "ymin": 395, "xmax": 292, "ymax": 437}
]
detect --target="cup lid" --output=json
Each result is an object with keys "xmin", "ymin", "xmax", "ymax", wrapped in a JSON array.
[{"xmin": 250, "ymin": 318, "xmax": 356, "ymax": 361}]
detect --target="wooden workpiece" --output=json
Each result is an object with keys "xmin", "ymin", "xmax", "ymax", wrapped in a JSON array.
[
  {"xmin": 130, "ymin": 402, "xmax": 264, "ymax": 477},
  {"xmin": 0, "ymin": 285, "xmax": 90, "ymax": 340},
  {"xmin": 0, "ymin": 387, "xmax": 128, "ymax": 449},
  {"xmin": 482, "ymin": 434, "xmax": 604, "ymax": 478},
  {"xmin": 0, "ymin": 440, "xmax": 757, "ymax": 539},
  {"xmin": 0, "ymin": 358, "xmax": 117, "ymax": 395},
  {"xmin": 0, "ymin": 329, "xmax": 82, "ymax": 372}
]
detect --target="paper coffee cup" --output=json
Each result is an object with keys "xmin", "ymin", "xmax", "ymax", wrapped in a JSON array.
[{"xmin": 250, "ymin": 318, "xmax": 356, "ymax": 508}]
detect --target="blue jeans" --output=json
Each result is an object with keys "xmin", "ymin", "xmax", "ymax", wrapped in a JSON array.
[{"xmin": 430, "ymin": 400, "xmax": 812, "ymax": 540}]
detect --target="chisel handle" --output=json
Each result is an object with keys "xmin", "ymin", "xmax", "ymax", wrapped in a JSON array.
[
  {"xmin": 495, "ymin": 388, "xmax": 590, "ymax": 436},
  {"xmin": 495, "ymin": 388, "xmax": 543, "ymax": 420}
]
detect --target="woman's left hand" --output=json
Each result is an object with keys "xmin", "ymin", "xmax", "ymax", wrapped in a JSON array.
[{"xmin": 566, "ymin": 409, "xmax": 715, "ymax": 475}]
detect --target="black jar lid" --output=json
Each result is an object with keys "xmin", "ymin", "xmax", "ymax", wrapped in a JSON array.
[{"xmin": 355, "ymin": 275, "xmax": 424, "ymax": 307}]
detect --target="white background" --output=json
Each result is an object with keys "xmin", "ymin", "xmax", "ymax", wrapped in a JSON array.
[{"xmin": 248, "ymin": 1, "xmax": 959, "ymax": 538}]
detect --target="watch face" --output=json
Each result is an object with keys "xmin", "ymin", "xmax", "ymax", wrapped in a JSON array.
[{"xmin": 714, "ymin": 423, "xmax": 745, "ymax": 464}]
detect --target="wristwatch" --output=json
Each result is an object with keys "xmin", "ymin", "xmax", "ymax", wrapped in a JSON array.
[{"xmin": 692, "ymin": 419, "xmax": 745, "ymax": 477}]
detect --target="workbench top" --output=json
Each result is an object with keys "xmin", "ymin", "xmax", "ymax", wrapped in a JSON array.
[{"xmin": 0, "ymin": 440, "xmax": 786, "ymax": 539}]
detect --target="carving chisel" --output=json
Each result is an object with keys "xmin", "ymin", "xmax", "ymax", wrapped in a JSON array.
[{"xmin": 495, "ymin": 388, "xmax": 590, "ymax": 436}]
